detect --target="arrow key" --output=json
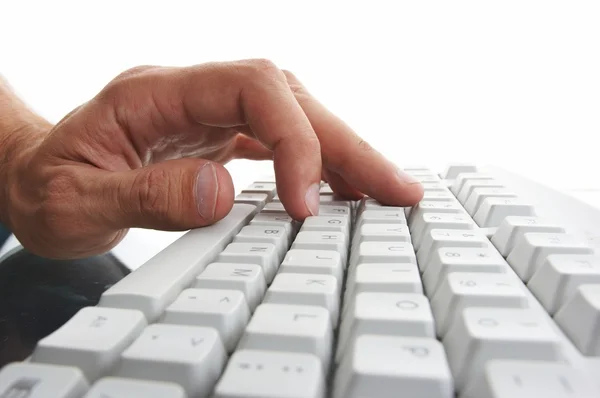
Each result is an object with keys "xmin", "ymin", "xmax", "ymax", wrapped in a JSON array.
[
  {"xmin": 115, "ymin": 324, "xmax": 227, "ymax": 398},
  {"xmin": 161, "ymin": 288, "xmax": 251, "ymax": 353}
]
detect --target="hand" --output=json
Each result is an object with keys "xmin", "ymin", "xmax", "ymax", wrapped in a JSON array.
[{"xmin": 4, "ymin": 59, "xmax": 423, "ymax": 258}]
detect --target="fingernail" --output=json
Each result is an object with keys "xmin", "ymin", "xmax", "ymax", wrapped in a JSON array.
[
  {"xmin": 397, "ymin": 168, "xmax": 421, "ymax": 185},
  {"xmin": 195, "ymin": 163, "xmax": 218, "ymax": 220},
  {"xmin": 304, "ymin": 183, "xmax": 321, "ymax": 216}
]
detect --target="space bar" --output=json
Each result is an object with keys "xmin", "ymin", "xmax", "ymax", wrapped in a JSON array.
[{"xmin": 99, "ymin": 204, "xmax": 256, "ymax": 322}]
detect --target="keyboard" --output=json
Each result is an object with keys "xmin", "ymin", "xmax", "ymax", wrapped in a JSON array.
[{"xmin": 1, "ymin": 164, "xmax": 600, "ymax": 398}]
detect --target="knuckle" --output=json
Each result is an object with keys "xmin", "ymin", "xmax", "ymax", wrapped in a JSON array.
[
  {"xmin": 97, "ymin": 66, "xmax": 156, "ymax": 103},
  {"xmin": 331, "ymin": 136, "xmax": 374, "ymax": 172},
  {"xmin": 245, "ymin": 58, "xmax": 284, "ymax": 80},
  {"xmin": 357, "ymin": 137, "xmax": 374, "ymax": 153},
  {"xmin": 115, "ymin": 65, "xmax": 157, "ymax": 79},
  {"xmin": 133, "ymin": 168, "xmax": 174, "ymax": 221},
  {"xmin": 282, "ymin": 69, "xmax": 307, "ymax": 97},
  {"xmin": 281, "ymin": 69, "xmax": 296, "ymax": 80}
]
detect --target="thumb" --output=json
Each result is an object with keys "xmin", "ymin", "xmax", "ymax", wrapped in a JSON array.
[{"xmin": 99, "ymin": 159, "xmax": 235, "ymax": 230}]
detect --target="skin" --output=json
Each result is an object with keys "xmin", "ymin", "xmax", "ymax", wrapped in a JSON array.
[{"xmin": 0, "ymin": 59, "xmax": 423, "ymax": 259}]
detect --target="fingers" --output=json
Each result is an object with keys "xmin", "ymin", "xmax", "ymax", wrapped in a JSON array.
[
  {"xmin": 232, "ymin": 134, "xmax": 273, "ymax": 161},
  {"xmin": 97, "ymin": 158, "xmax": 235, "ymax": 230},
  {"xmin": 322, "ymin": 168, "xmax": 364, "ymax": 200},
  {"xmin": 283, "ymin": 71, "xmax": 424, "ymax": 206},
  {"xmin": 99, "ymin": 59, "xmax": 322, "ymax": 220}
]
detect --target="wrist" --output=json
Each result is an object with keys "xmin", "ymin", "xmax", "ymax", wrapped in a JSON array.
[{"xmin": 0, "ymin": 123, "xmax": 49, "ymax": 228}]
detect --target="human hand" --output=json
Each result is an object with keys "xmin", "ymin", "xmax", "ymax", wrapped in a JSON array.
[{"xmin": 3, "ymin": 59, "xmax": 423, "ymax": 258}]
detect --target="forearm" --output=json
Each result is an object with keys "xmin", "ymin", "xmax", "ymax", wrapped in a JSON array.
[{"xmin": 0, "ymin": 76, "xmax": 52, "ymax": 226}]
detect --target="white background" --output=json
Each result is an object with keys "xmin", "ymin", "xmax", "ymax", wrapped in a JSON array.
[{"xmin": 1, "ymin": 0, "xmax": 599, "ymax": 266}]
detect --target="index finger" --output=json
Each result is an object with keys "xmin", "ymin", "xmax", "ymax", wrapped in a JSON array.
[
  {"xmin": 283, "ymin": 71, "xmax": 424, "ymax": 206},
  {"xmin": 101, "ymin": 60, "xmax": 323, "ymax": 220}
]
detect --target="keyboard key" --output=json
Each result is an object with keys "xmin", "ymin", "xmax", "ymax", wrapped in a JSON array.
[
  {"xmin": 528, "ymin": 254, "xmax": 600, "ymax": 314},
  {"xmin": 264, "ymin": 273, "xmax": 340, "ymax": 324},
  {"xmin": 411, "ymin": 213, "xmax": 475, "ymax": 251},
  {"xmin": 464, "ymin": 187, "xmax": 517, "ymax": 215},
  {"xmin": 336, "ymin": 293, "xmax": 435, "ymax": 363},
  {"xmin": 555, "ymin": 284, "xmax": 600, "ymax": 356},
  {"xmin": 442, "ymin": 164, "xmax": 478, "ymax": 180},
  {"xmin": 507, "ymin": 233, "xmax": 593, "ymax": 282},
  {"xmin": 115, "ymin": 324, "xmax": 227, "ymax": 398},
  {"xmin": 319, "ymin": 200, "xmax": 353, "ymax": 209},
  {"xmin": 444, "ymin": 307, "xmax": 564, "ymax": 390},
  {"xmin": 352, "ymin": 224, "xmax": 411, "ymax": 246},
  {"xmin": 451, "ymin": 173, "xmax": 493, "ymax": 195},
  {"xmin": 234, "ymin": 192, "xmax": 269, "ymax": 209},
  {"xmin": 357, "ymin": 198, "xmax": 405, "ymax": 214},
  {"xmin": 422, "ymin": 190, "xmax": 456, "ymax": 202},
  {"xmin": 430, "ymin": 272, "xmax": 529, "ymax": 336},
  {"xmin": 195, "ymin": 263, "xmax": 266, "ymax": 312},
  {"xmin": 0, "ymin": 363, "xmax": 88, "ymax": 398},
  {"xmin": 251, "ymin": 212, "xmax": 299, "ymax": 239},
  {"xmin": 237, "ymin": 304, "xmax": 333, "ymax": 368},
  {"xmin": 491, "ymin": 216, "xmax": 566, "ymax": 256},
  {"xmin": 457, "ymin": 180, "xmax": 505, "ymax": 204},
  {"xmin": 292, "ymin": 231, "xmax": 348, "ymax": 263},
  {"xmin": 262, "ymin": 202, "xmax": 287, "ymax": 212},
  {"xmin": 357, "ymin": 197, "xmax": 382, "ymax": 213},
  {"xmin": 402, "ymin": 166, "xmax": 432, "ymax": 173},
  {"xmin": 420, "ymin": 182, "xmax": 448, "ymax": 192},
  {"xmin": 349, "ymin": 242, "xmax": 416, "ymax": 269},
  {"xmin": 279, "ymin": 249, "xmax": 344, "ymax": 281},
  {"xmin": 416, "ymin": 229, "xmax": 489, "ymax": 273},
  {"xmin": 462, "ymin": 360, "xmax": 599, "ymax": 398},
  {"xmin": 344, "ymin": 263, "xmax": 422, "ymax": 305},
  {"xmin": 319, "ymin": 184, "xmax": 334, "ymax": 195},
  {"xmin": 161, "ymin": 288, "xmax": 251, "ymax": 352},
  {"xmin": 318, "ymin": 205, "xmax": 351, "ymax": 221},
  {"xmin": 356, "ymin": 209, "xmax": 407, "ymax": 228},
  {"xmin": 84, "ymin": 377, "xmax": 186, "ymax": 398},
  {"xmin": 422, "ymin": 247, "xmax": 509, "ymax": 296},
  {"xmin": 415, "ymin": 175, "xmax": 441, "ymax": 183},
  {"xmin": 234, "ymin": 225, "xmax": 290, "ymax": 262},
  {"xmin": 301, "ymin": 215, "xmax": 349, "ymax": 234},
  {"xmin": 318, "ymin": 194, "xmax": 346, "ymax": 203},
  {"xmin": 99, "ymin": 204, "xmax": 255, "ymax": 321},
  {"xmin": 473, "ymin": 198, "xmax": 536, "ymax": 227},
  {"xmin": 242, "ymin": 182, "xmax": 277, "ymax": 199},
  {"xmin": 333, "ymin": 335, "xmax": 453, "ymax": 398},
  {"xmin": 32, "ymin": 307, "xmax": 146, "ymax": 381},
  {"xmin": 218, "ymin": 242, "xmax": 279, "ymax": 283},
  {"xmin": 214, "ymin": 350, "xmax": 325, "ymax": 398},
  {"xmin": 408, "ymin": 201, "xmax": 465, "ymax": 226}
]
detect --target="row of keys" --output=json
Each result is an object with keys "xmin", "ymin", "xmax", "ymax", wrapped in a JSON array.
[
  {"xmin": 488, "ymin": 216, "xmax": 600, "ymax": 356},
  {"xmin": 404, "ymin": 171, "xmax": 600, "ymax": 361},
  {"xmin": 350, "ymin": 168, "xmax": 600, "ymax": 397},
  {"xmin": 335, "ymin": 198, "xmax": 455, "ymax": 397},
  {"xmin": 402, "ymin": 172, "xmax": 600, "ymax": 395},
  {"xmin": 215, "ymin": 189, "xmax": 354, "ymax": 396},
  {"xmin": 0, "ymin": 363, "xmax": 187, "ymax": 398}
]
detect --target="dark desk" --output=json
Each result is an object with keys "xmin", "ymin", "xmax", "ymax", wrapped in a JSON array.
[{"xmin": 0, "ymin": 249, "xmax": 129, "ymax": 368}]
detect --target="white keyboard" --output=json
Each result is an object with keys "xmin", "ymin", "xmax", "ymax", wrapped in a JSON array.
[{"xmin": 1, "ymin": 164, "xmax": 600, "ymax": 398}]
